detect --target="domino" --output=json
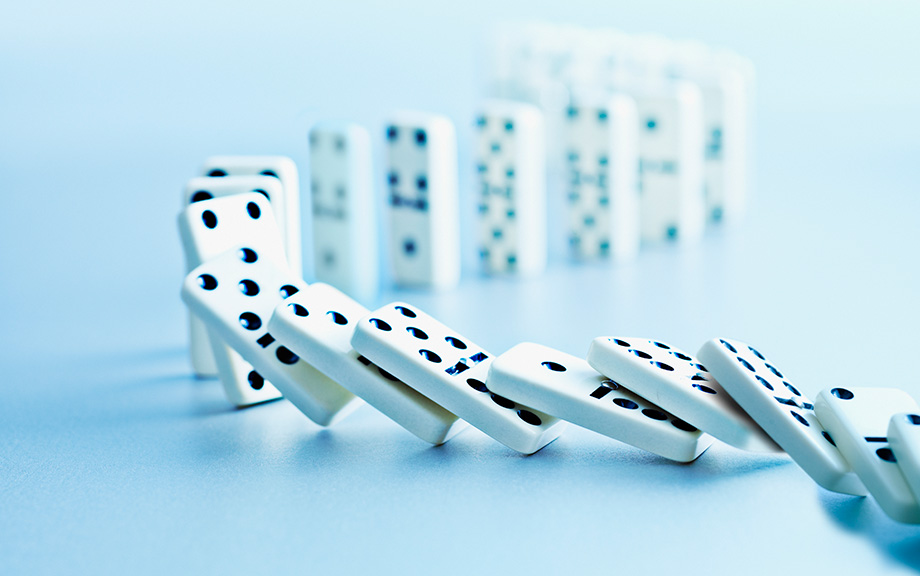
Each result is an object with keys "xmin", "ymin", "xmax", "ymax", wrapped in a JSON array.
[
  {"xmin": 267, "ymin": 282, "xmax": 467, "ymax": 445},
  {"xmin": 815, "ymin": 388, "xmax": 920, "ymax": 523},
  {"xmin": 181, "ymin": 247, "xmax": 362, "ymax": 426},
  {"xmin": 474, "ymin": 100, "xmax": 547, "ymax": 275},
  {"xmin": 177, "ymin": 193, "xmax": 286, "ymax": 406},
  {"xmin": 181, "ymin": 176, "xmax": 285, "ymax": 378},
  {"xmin": 201, "ymin": 155, "xmax": 302, "ymax": 276},
  {"xmin": 697, "ymin": 338, "xmax": 865, "ymax": 495},
  {"xmin": 351, "ymin": 302, "xmax": 566, "ymax": 454},
  {"xmin": 587, "ymin": 337, "xmax": 779, "ymax": 452},
  {"xmin": 633, "ymin": 82, "xmax": 705, "ymax": 243},
  {"xmin": 308, "ymin": 123, "xmax": 378, "ymax": 302},
  {"xmin": 384, "ymin": 112, "xmax": 460, "ymax": 289},
  {"xmin": 563, "ymin": 93, "xmax": 640, "ymax": 261},
  {"xmin": 488, "ymin": 342, "xmax": 712, "ymax": 462},
  {"xmin": 888, "ymin": 413, "xmax": 920, "ymax": 503}
]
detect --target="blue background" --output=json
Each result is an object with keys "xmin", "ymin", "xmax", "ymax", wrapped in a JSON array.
[{"xmin": 3, "ymin": 1, "xmax": 920, "ymax": 573}]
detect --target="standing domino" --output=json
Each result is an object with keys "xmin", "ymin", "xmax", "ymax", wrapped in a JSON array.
[
  {"xmin": 182, "ymin": 175, "xmax": 286, "ymax": 377},
  {"xmin": 697, "ymin": 338, "xmax": 864, "ymax": 495},
  {"xmin": 563, "ymin": 94, "xmax": 640, "ymax": 261},
  {"xmin": 181, "ymin": 248, "xmax": 362, "ymax": 426},
  {"xmin": 488, "ymin": 342, "xmax": 712, "ymax": 462},
  {"xmin": 888, "ymin": 413, "xmax": 920, "ymax": 503},
  {"xmin": 351, "ymin": 303, "xmax": 566, "ymax": 454},
  {"xmin": 474, "ymin": 100, "xmax": 547, "ymax": 275},
  {"xmin": 201, "ymin": 156, "xmax": 303, "ymax": 275},
  {"xmin": 308, "ymin": 123, "xmax": 378, "ymax": 302},
  {"xmin": 178, "ymin": 193, "xmax": 285, "ymax": 406},
  {"xmin": 587, "ymin": 337, "xmax": 778, "ymax": 452},
  {"xmin": 814, "ymin": 388, "xmax": 920, "ymax": 523},
  {"xmin": 267, "ymin": 283, "xmax": 467, "ymax": 445},
  {"xmin": 384, "ymin": 112, "xmax": 460, "ymax": 289}
]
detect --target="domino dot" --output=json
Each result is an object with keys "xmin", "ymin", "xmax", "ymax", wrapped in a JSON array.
[
  {"xmin": 822, "ymin": 431, "xmax": 837, "ymax": 446},
  {"xmin": 388, "ymin": 172, "xmax": 398, "ymax": 185},
  {"xmin": 279, "ymin": 285, "xmax": 299, "ymax": 299},
  {"xmin": 541, "ymin": 361, "xmax": 566, "ymax": 372},
  {"xmin": 755, "ymin": 375, "xmax": 773, "ymax": 391},
  {"xmin": 246, "ymin": 202, "xmax": 261, "ymax": 219},
  {"xmin": 492, "ymin": 228, "xmax": 503, "ymax": 239},
  {"xmin": 507, "ymin": 255, "xmax": 517, "ymax": 266},
  {"xmin": 669, "ymin": 351, "xmax": 692, "ymax": 361},
  {"xmin": 738, "ymin": 357, "xmax": 755, "ymax": 372},
  {"xmin": 445, "ymin": 336, "xmax": 467, "ymax": 350},
  {"xmin": 289, "ymin": 303, "xmax": 308, "ymax": 317},
  {"xmin": 506, "ymin": 209, "xmax": 515, "ymax": 219},
  {"xmin": 748, "ymin": 346, "xmax": 766, "ymax": 360},
  {"xmin": 467, "ymin": 378, "xmax": 488, "ymax": 392},
  {"xmin": 416, "ymin": 176, "xmax": 428, "ymax": 191},
  {"xmin": 395, "ymin": 306, "xmax": 416, "ymax": 318},
  {"xmin": 790, "ymin": 411, "xmax": 809, "ymax": 426},
  {"xmin": 327, "ymin": 311, "xmax": 348, "ymax": 325},
  {"xmin": 239, "ymin": 312, "xmax": 262, "ymax": 331},
  {"xmin": 614, "ymin": 398, "xmax": 639, "ymax": 410},
  {"xmin": 652, "ymin": 362, "xmax": 674, "ymax": 372},
  {"xmin": 475, "ymin": 116, "xmax": 486, "ymax": 128},
  {"xmin": 907, "ymin": 414, "xmax": 920, "ymax": 425},
  {"xmin": 414, "ymin": 129, "xmax": 427, "ymax": 145},
  {"xmin": 276, "ymin": 346, "xmax": 299, "ymax": 365},
  {"xmin": 506, "ymin": 168, "xmax": 514, "ymax": 178},
  {"xmin": 630, "ymin": 349, "xmax": 652, "ymax": 360},
  {"xmin": 597, "ymin": 110, "xmax": 608, "ymax": 121},
  {"xmin": 490, "ymin": 394, "xmax": 515, "ymax": 409},
  {"xmin": 403, "ymin": 240, "xmax": 416, "ymax": 255},
  {"xmin": 766, "ymin": 364, "xmax": 784, "ymax": 378},
  {"xmin": 783, "ymin": 382, "xmax": 801, "ymax": 396},
  {"xmin": 237, "ymin": 248, "xmax": 257, "ymax": 263},
  {"xmin": 201, "ymin": 210, "xmax": 218, "ymax": 229},
  {"xmin": 260, "ymin": 170, "xmax": 279, "ymax": 179},
  {"xmin": 370, "ymin": 318, "xmax": 392, "ymax": 331},
  {"xmin": 517, "ymin": 410, "xmax": 542, "ymax": 426},
  {"xmin": 419, "ymin": 349, "xmax": 441, "ymax": 363},
  {"xmin": 252, "ymin": 189, "xmax": 270, "ymax": 201},
  {"xmin": 207, "ymin": 168, "xmax": 227, "ymax": 177},
  {"xmin": 598, "ymin": 155, "xmax": 608, "ymax": 166},
  {"xmin": 198, "ymin": 274, "xmax": 217, "ymax": 290},
  {"xmin": 613, "ymin": 339, "xmax": 630, "ymax": 347},
  {"xmin": 334, "ymin": 137, "xmax": 345, "ymax": 151},
  {"xmin": 691, "ymin": 363, "xmax": 708, "ymax": 372},
  {"xmin": 239, "ymin": 280, "xmax": 259, "ymax": 296},
  {"xmin": 690, "ymin": 374, "xmax": 708, "ymax": 382},
  {"xmin": 876, "ymin": 448, "xmax": 897, "ymax": 463},
  {"xmin": 646, "ymin": 118, "xmax": 657, "ymax": 130},
  {"xmin": 692, "ymin": 384, "xmax": 716, "ymax": 394},
  {"xmin": 386, "ymin": 126, "xmax": 398, "ymax": 141},
  {"xmin": 504, "ymin": 120, "xmax": 514, "ymax": 131},
  {"xmin": 407, "ymin": 327, "xmax": 428, "ymax": 340},
  {"xmin": 190, "ymin": 191, "xmax": 213, "ymax": 203},
  {"xmin": 642, "ymin": 409, "xmax": 668, "ymax": 421},
  {"xmin": 247, "ymin": 371, "xmax": 264, "ymax": 390},
  {"xmin": 653, "ymin": 341, "xmax": 670, "ymax": 350},
  {"xmin": 831, "ymin": 388, "xmax": 854, "ymax": 400},
  {"xmin": 490, "ymin": 143, "xmax": 500, "ymax": 153},
  {"xmin": 336, "ymin": 186, "xmax": 346, "ymax": 198},
  {"xmin": 566, "ymin": 106, "xmax": 578, "ymax": 118},
  {"xmin": 309, "ymin": 133, "xmax": 318, "ymax": 146},
  {"xmin": 671, "ymin": 419, "xmax": 697, "ymax": 432},
  {"xmin": 720, "ymin": 339, "xmax": 738, "ymax": 353}
]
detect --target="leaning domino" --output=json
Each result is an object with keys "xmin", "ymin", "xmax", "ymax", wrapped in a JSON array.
[
  {"xmin": 587, "ymin": 337, "xmax": 778, "ymax": 452},
  {"xmin": 267, "ymin": 282, "xmax": 467, "ymax": 445},
  {"xmin": 351, "ymin": 302, "xmax": 566, "ymax": 454},
  {"xmin": 488, "ymin": 342, "xmax": 712, "ymax": 462},
  {"xmin": 889, "ymin": 413, "xmax": 920, "ymax": 503},
  {"xmin": 698, "ymin": 338, "xmax": 864, "ymax": 495},
  {"xmin": 815, "ymin": 387, "xmax": 920, "ymax": 524},
  {"xmin": 384, "ymin": 112, "xmax": 460, "ymax": 289}
]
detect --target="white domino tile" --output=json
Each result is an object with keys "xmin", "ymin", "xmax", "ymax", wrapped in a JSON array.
[{"xmin": 889, "ymin": 413, "xmax": 920, "ymax": 504}]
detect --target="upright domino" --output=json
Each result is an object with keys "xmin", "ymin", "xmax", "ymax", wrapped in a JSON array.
[
  {"xmin": 181, "ymin": 247, "xmax": 362, "ymax": 426},
  {"xmin": 474, "ymin": 100, "xmax": 547, "ymax": 275},
  {"xmin": 563, "ymin": 94, "xmax": 640, "ymax": 260},
  {"xmin": 488, "ymin": 342, "xmax": 712, "ymax": 462},
  {"xmin": 181, "ymin": 175, "xmax": 286, "ymax": 377},
  {"xmin": 308, "ymin": 123, "xmax": 378, "ymax": 302},
  {"xmin": 267, "ymin": 283, "xmax": 467, "ymax": 445},
  {"xmin": 633, "ymin": 82, "xmax": 705, "ymax": 243},
  {"xmin": 698, "ymin": 338, "xmax": 864, "ymax": 495},
  {"xmin": 201, "ymin": 156, "xmax": 303, "ymax": 275},
  {"xmin": 815, "ymin": 387, "xmax": 920, "ymax": 523},
  {"xmin": 888, "ymin": 413, "xmax": 920, "ymax": 503},
  {"xmin": 351, "ymin": 302, "xmax": 566, "ymax": 454},
  {"xmin": 587, "ymin": 337, "xmax": 778, "ymax": 452},
  {"xmin": 177, "ymin": 193, "xmax": 285, "ymax": 406},
  {"xmin": 384, "ymin": 112, "xmax": 460, "ymax": 290}
]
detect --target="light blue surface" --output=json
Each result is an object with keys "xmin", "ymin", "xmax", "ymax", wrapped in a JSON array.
[{"xmin": 3, "ymin": 1, "xmax": 920, "ymax": 573}]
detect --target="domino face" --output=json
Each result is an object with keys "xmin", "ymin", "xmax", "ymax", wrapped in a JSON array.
[
  {"xmin": 815, "ymin": 388, "xmax": 920, "ymax": 523},
  {"xmin": 267, "ymin": 283, "xmax": 467, "ymax": 445},
  {"xmin": 488, "ymin": 342, "xmax": 712, "ymax": 462},
  {"xmin": 888, "ymin": 413, "xmax": 920, "ymax": 505},
  {"xmin": 201, "ymin": 156, "xmax": 302, "ymax": 276},
  {"xmin": 699, "ymin": 71, "xmax": 747, "ymax": 224},
  {"xmin": 384, "ymin": 112, "xmax": 460, "ymax": 289},
  {"xmin": 587, "ymin": 337, "xmax": 778, "ymax": 452},
  {"xmin": 181, "ymin": 176, "xmax": 286, "ymax": 377},
  {"xmin": 181, "ymin": 247, "xmax": 361, "ymax": 427},
  {"xmin": 351, "ymin": 302, "xmax": 566, "ymax": 454},
  {"xmin": 634, "ymin": 82, "xmax": 705, "ymax": 243},
  {"xmin": 474, "ymin": 100, "xmax": 547, "ymax": 276},
  {"xmin": 697, "ymin": 338, "xmax": 865, "ymax": 495},
  {"xmin": 177, "ymin": 193, "xmax": 287, "ymax": 406},
  {"xmin": 563, "ymin": 94, "xmax": 640, "ymax": 261},
  {"xmin": 308, "ymin": 123, "xmax": 378, "ymax": 302}
]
